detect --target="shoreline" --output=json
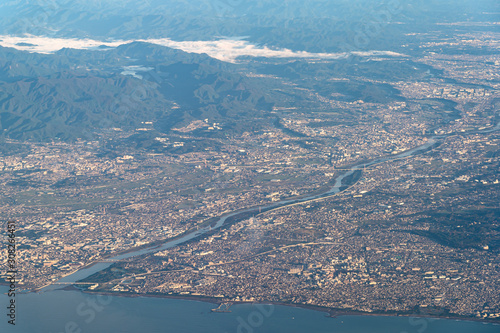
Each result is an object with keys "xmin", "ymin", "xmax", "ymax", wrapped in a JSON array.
[
  {"xmin": 2, "ymin": 282, "xmax": 499, "ymax": 325},
  {"xmin": 66, "ymin": 286, "xmax": 500, "ymax": 325}
]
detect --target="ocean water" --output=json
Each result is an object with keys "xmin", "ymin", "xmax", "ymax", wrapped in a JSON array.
[{"xmin": 1, "ymin": 286, "xmax": 498, "ymax": 333}]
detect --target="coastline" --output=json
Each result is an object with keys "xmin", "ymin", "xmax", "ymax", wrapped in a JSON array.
[
  {"xmin": 2, "ymin": 283, "xmax": 499, "ymax": 327},
  {"xmin": 69, "ymin": 286, "xmax": 500, "ymax": 325}
]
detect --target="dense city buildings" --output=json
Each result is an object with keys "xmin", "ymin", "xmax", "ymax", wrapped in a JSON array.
[{"xmin": 1, "ymin": 26, "xmax": 498, "ymax": 323}]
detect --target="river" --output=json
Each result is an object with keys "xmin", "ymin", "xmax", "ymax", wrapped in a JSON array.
[{"xmin": 48, "ymin": 134, "xmax": 441, "ymax": 287}]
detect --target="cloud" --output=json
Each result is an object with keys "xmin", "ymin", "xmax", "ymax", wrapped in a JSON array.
[
  {"xmin": 0, "ymin": 35, "xmax": 407, "ymax": 63},
  {"xmin": 0, "ymin": 35, "xmax": 128, "ymax": 53}
]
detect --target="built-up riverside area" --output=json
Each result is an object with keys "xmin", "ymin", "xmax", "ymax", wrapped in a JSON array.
[{"xmin": 1, "ymin": 32, "xmax": 499, "ymax": 322}]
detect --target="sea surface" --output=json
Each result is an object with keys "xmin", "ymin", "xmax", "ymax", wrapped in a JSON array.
[{"xmin": 1, "ymin": 286, "xmax": 498, "ymax": 333}]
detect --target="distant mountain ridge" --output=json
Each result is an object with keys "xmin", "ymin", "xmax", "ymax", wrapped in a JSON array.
[
  {"xmin": 1, "ymin": 0, "xmax": 497, "ymax": 53},
  {"xmin": 0, "ymin": 42, "xmax": 274, "ymax": 141}
]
